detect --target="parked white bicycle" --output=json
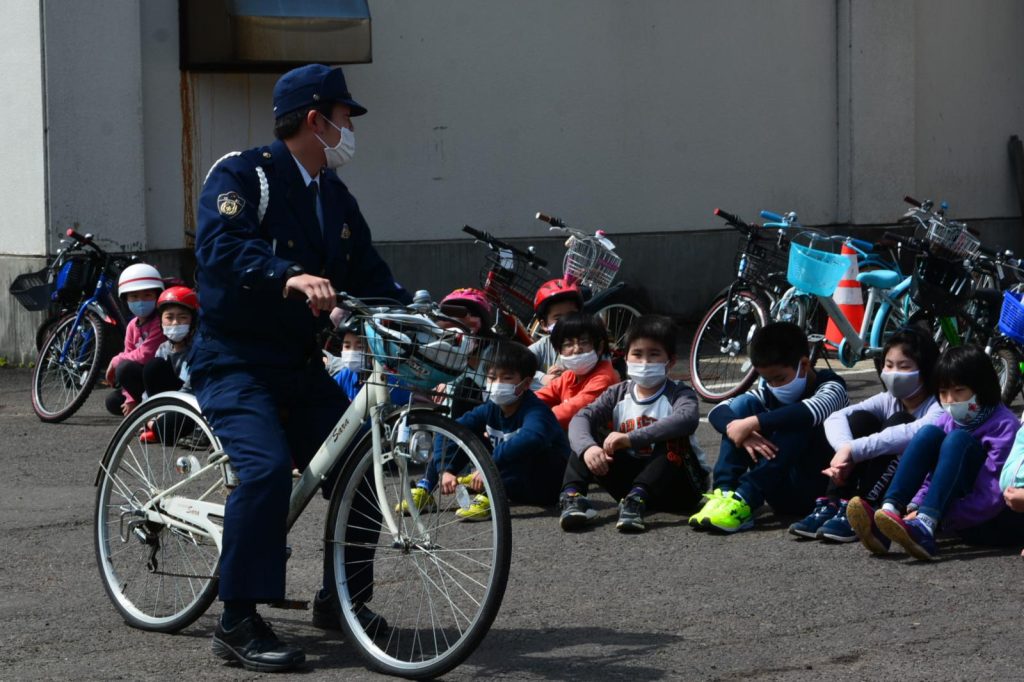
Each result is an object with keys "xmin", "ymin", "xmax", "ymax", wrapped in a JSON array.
[{"xmin": 93, "ymin": 292, "xmax": 512, "ymax": 679}]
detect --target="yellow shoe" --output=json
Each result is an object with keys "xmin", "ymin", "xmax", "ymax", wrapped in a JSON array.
[
  {"xmin": 394, "ymin": 487, "xmax": 437, "ymax": 515},
  {"xmin": 455, "ymin": 494, "xmax": 491, "ymax": 521},
  {"xmin": 456, "ymin": 473, "xmax": 476, "ymax": 486}
]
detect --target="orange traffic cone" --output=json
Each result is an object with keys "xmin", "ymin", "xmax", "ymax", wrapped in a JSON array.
[{"xmin": 825, "ymin": 243, "xmax": 865, "ymax": 349}]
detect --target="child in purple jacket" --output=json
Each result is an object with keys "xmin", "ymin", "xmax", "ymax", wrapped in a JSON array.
[{"xmin": 847, "ymin": 345, "xmax": 1021, "ymax": 560}]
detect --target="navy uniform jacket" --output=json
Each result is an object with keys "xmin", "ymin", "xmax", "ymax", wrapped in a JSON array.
[{"xmin": 191, "ymin": 138, "xmax": 409, "ymax": 370}]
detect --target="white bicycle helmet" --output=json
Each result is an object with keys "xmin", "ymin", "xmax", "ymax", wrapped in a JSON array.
[
  {"xmin": 118, "ymin": 263, "xmax": 165, "ymax": 296},
  {"xmin": 363, "ymin": 313, "xmax": 473, "ymax": 389}
]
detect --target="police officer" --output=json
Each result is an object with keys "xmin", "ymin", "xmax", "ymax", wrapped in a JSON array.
[{"xmin": 191, "ymin": 63, "xmax": 409, "ymax": 672}]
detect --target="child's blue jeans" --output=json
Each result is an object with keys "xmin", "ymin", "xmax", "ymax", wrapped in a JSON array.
[
  {"xmin": 712, "ymin": 393, "xmax": 830, "ymax": 513},
  {"xmin": 882, "ymin": 424, "xmax": 985, "ymax": 521}
]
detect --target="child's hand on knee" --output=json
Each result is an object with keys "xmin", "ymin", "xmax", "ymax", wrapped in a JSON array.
[
  {"xmin": 440, "ymin": 471, "xmax": 458, "ymax": 495},
  {"xmin": 726, "ymin": 416, "xmax": 760, "ymax": 446},
  {"xmin": 740, "ymin": 433, "xmax": 778, "ymax": 461},
  {"xmin": 602, "ymin": 432, "xmax": 631, "ymax": 455},
  {"xmin": 822, "ymin": 445, "xmax": 854, "ymax": 484},
  {"xmin": 1004, "ymin": 486, "xmax": 1024, "ymax": 513},
  {"xmin": 583, "ymin": 445, "xmax": 612, "ymax": 476}
]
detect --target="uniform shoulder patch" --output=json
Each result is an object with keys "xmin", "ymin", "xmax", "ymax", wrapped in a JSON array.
[{"xmin": 217, "ymin": 191, "xmax": 246, "ymax": 218}]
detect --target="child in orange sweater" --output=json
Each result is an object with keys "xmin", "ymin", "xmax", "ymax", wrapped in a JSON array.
[{"xmin": 536, "ymin": 313, "xmax": 620, "ymax": 430}]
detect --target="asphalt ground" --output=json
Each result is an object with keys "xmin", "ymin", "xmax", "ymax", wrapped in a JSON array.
[{"xmin": 1, "ymin": 362, "xmax": 1021, "ymax": 681}]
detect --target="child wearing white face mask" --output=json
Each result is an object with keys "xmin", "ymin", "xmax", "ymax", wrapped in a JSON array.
[
  {"xmin": 560, "ymin": 315, "xmax": 709, "ymax": 533},
  {"xmin": 536, "ymin": 314, "xmax": 620, "ymax": 430},
  {"xmin": 847, "ymin": 345, "xmax": 1020, "ymax": 560},
  {"xmin": 789, "ymin": 328, "xmax": 943, "ymax": 542},
  {"xmin": 104, "ymin": 263, "xmax": 166, "ymax": 416},
  {"xmin": 692, "ymin": 322, "xmax": 849, "ymax": 533}
]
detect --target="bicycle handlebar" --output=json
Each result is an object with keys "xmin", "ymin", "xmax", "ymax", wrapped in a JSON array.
[
  {"xmin": 903, "ymin": 195, "xmax": 922, "ymax": 208},
  {"xmin": 535, "ymin": 212, "xmax": 566, "ymax": 228},
  {"xmin": 760, "ymin": 210, "xmax": 785, "ymax": 223},
  {"xmin": 461, "ymin": 225, "xmax": 548, "ymax": 268}
]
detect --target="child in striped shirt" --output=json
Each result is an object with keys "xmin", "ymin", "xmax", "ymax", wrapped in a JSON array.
[{"xmin": 690, "ymin": 322, "xmax": 849, "ymax": 533}]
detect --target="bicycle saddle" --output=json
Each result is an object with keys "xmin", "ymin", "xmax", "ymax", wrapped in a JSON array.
[{"xmin": 856, "ymin": 270, "xmax": 902, "ymax": 290}]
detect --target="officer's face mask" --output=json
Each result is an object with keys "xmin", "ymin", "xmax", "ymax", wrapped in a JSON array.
[{"xmin": 316, "ymin": 115, "xmax": 355, "ymax": 169}]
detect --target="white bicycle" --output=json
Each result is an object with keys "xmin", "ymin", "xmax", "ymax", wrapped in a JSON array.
[{"xmin": 93, "ymin": 294, "xmax": 512, "ymax": 679}]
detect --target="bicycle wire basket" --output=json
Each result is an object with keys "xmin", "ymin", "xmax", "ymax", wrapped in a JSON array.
[
  {"xmin": 9, "ymin": 266, "xmax": 53, "ymax": 311},
  {"xmin": 358, "ymin": 312, "xmax": 505, "ymax": 406},
  {"xmin": 479, "ymin": 249, "xmax": 547, "ymax": 322},
  {"xmin": 786, "ymin": 232, "xmax": 850, "ymax": 297},
  {"xmin": 734, "ymin": 231, "xmax": 791, "ymax": 292},
  {"xmin": 998, "ymin": 290, "xmax": 1024, "ymax": 345},
  {"xmin": 922, "ymin": 217, "xmax": 981, "ymax": 260},
  {"xmin": 910, "ymin": 253, "xmax": 974, "ymax": 316},
  {"xmin": 53, "ymin": 253, "xmax": 98, "ymax": 305},
  {"xmin": 563, "ymin": 235, "xmax": 621, "ymax": 292}
]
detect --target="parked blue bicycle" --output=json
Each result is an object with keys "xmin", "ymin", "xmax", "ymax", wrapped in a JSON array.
[{"xmin": 9, "ymin": 228, "xmax": 132, "ymax": 422}]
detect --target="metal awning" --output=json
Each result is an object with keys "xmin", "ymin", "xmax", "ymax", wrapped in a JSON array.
[{"xmin": 179, "ymin": 0, "xmax": 371, "ymax": 72}]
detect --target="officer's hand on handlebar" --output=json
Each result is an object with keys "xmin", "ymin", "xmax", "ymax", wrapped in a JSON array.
[{"xmin": 284, "ymin": 274, "xmax": 336, "ymax": 316}]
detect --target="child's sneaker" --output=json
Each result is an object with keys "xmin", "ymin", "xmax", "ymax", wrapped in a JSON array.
[
  {"xmin": 394, "ymin": 487, "xmax": 437, "ymax": 515},
  {"xmin": 704, "ymin": 490, "xmax": 753, "ymax": 533},
  {"xmin": 788, "ymin": 497, "xmax": 838, "ymax": 538},
  {"xmin": 875, "ymin": 512, "xmax": 938, "ymax": 561},
  {"xmin": 559, "ymin": 491, "xmax": 597, "ymax": 531},
  {"xmin": 688, "ymin": 489, "xmax": 724, "ymax": 530},
  {"xmin": 846, "ymin": 496, "xmax": 890, "ymax": 554},
  {"xmin": 817, "ymin": 500, "xmax": 856, "ymax": 542},
  {"xmin": 616, "ymin": 494, "xmax": 647, "ymax": 533},
  {"xmin": 455, "ymin": 494, "xmax": 491, "ymax": 521}
]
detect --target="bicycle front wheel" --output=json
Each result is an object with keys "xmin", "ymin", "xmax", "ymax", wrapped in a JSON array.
[
  {"xmin": 94, "ymin": 395, "xmax": 223, "ymax": 633},
  {"xmin": 689, "ymin": 290, "xmax": 768, "ymax": 402},
  {"xmin": 32, "ymin": 311, "xmax": 108, "ymax": 422},
  {"xmin": 325, "ymin": 410, "xmax": 511, "ymax": 679}
]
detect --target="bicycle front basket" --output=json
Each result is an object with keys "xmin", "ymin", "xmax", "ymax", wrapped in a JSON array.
[
  {"xmin": 53, "ymin": 254, "xmax": 97, "ymax": 305},
  {"xmin": 9, "ymin": 267, "xmax": 53, "ymax": 311},
  {"xmin": 362, "ymin": 313, "xmax": 477, "ymax": 390},
  {"xmin": 786, "ymin": 239, "xmax": 848, "ymax": 297},
  {"xmin": 563, "ymin": 236, "xmax": 621, "ymax": 292},
  {"xmin": 910, "ymin": 254, "xmax": 973, "ymax": 316}
]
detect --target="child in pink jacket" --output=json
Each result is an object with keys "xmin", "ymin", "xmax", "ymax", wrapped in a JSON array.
[{"xmin": 104, "ymin": 263, "xmax": 166, "ymax": 416}]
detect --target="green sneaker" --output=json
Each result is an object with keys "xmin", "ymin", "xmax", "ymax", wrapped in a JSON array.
[
  {"xmin": 394, "ymin": 486, "xmax": 437, "ymax": 515},
  {"xmin": 688, "ymin": 489, "xmax": 725, "ymax": 530},
  {"xmin": 455, "ymin": 494, "xmax": 491, "ymax": 521},
  {"xmin": 704, "ymin": 490, "xmax": 753, "ymax": 533}
]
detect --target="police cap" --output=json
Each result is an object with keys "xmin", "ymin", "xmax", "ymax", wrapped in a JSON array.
[{"xmin": 272, "ymin": 64, "xmax": 367, "ymax": 118}]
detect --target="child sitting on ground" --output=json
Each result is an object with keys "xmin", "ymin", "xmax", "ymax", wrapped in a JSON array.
[
  {"xmin": 403, "ymin": 342, "xmax": 570, "ymax": 521},
  {"xmin": 145, "ymin": 286, "xmax": 198, "ymax": 396},
  {"xmin": 847, "ymin": 344, "xmax": 1021, "ymax": 560},
  {"xmin": 791, "ymin": 327, "xmax": 942, "ymax": 542},
  {"xmin": 691, "ymin": 322, "xmax": 848, "ymax": 533},
  {"xmin": 535, "ymin": 313, "xmax": 620, "ymax": 430},
  {"xmin": 998, "ymin": 434, "xmax": 1024, "ymax": 557},
  {"xmin": 529, "ymin": 278, "xmax": 584, "ymax": 387},
  {"xmin": 559, "ymin": 315, "xmax": 708, "ymax": 533},
  {"xmin": 105, "ymin": 263, "xmax": 166, "ymax": 416}
]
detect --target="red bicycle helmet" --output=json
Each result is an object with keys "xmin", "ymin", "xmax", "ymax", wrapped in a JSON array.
[
  {"xmin": 441, "ymin": 288, "xmax": 493, "ymax": 327},
  {"xmin": 157, "ymin": 285, "xmax": 200, "ymax": 314},
  {"xmin": 534, "ymin": 278, "xmax": 584, "ymax": 316}
]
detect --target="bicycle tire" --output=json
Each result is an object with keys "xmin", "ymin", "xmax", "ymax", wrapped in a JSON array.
[
  {"xmin": 991, "ymin": 345, "xmax": 1024, "ymax": 406},
  {"xmin": 324, "ymin": 410, "xmax": 511, "ymax": 679},
  {"xmin": 689, "ymin": 290, "xmax": 768, "ymax": 402},
  {"xmin": 94, "ymin": 394, "xmax": 222, "ymax": 633},
  {"xmin": 31, "ymin": 311, "xmax": 108, "ymax": 422}
]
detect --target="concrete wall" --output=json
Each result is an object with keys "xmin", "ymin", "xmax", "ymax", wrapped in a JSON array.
[{"xmin": 2, "ymin": 0, "xmax": 1024, "ymax": 362}]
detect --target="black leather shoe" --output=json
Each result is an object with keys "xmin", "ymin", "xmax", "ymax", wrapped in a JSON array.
[
  {"xmin": 211, "ymin": 613, "xmax": 305, "ymax": 673},
  {"xmin": 311, "ymin": 588, "xmax": 389, "ymax": 635}
]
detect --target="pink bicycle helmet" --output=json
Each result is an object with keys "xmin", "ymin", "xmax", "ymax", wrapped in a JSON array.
[{"xmin": 440, "ymin": 288, "xmax": 494, "ymax": 328}]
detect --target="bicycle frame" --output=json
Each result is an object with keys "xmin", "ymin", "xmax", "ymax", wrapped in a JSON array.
[
  {"xmin": 105, "ymin": 363, "xmax": 426, "ymax": 554},
  {"xmin": 58, "ymin": 271, "xmax": 118, "ymax": 363}
]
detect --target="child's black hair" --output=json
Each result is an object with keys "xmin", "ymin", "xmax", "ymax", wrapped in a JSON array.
[
  {"xmin": 874, "ymin": 326, "xmax": 940, "ymax": 394},
  {"xmin": 550, "ymin": 313, "xmax": 609, "ymax": 357},
  {"xmin": 488, "ymin": 341, "xmax": 538, "ymax": 380},
  {"xmin": 624, "ymin": 315, "xmax": 678, "ymax": 356},
  {"xmin": 748, "ymin": 322, "xmax": 809, "ymax": 369},
  {"xmin": 933, "ymin": 344, "xmax": 1001, "ymax": 406}
]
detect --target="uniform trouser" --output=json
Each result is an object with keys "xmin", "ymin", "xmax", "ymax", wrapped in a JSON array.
[
  {"xmin": 561, "ymin": 447, "xmax": 707, "ymax": 513},
  {"xmin": 712, "ymin": 394, "xmax": 831, "ymax": 514},
  {"xmin": 825, "ymin": 410, "xmax": 915, "ymax": 503},
  {"xmin": 883, "ymin": 425, "xmax": 984, "ymax": 522},
  {"xmin": 192, "ymin": 361, "xmax": 375, "ymax": 603}
]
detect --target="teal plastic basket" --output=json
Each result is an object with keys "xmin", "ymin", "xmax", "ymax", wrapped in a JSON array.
[{"xmin": 786, "ymin": 242, "xmax": 849, "ymax": 296}]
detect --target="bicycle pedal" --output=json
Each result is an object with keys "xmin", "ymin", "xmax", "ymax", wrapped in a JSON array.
[{"xmin": 268, "ymin": 599, "xmax": 310, "ymax": 610}]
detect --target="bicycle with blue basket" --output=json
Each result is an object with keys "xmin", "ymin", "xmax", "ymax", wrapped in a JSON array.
[
  {"xmin": 768, "ymin": 211, "xmax": 914, "ymax": 369},
  {"xmin": 8, "ymin": 228, "xmax": 132, "ymax": 422}
]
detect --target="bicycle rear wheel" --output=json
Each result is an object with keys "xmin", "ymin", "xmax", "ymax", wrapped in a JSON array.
[
  {"xmin": 94, "ymin": 395, "xmax": 223, "ymax": 633},
  {"xmin": 31, "ymin": 311, "xmax": 108, "ymax": 422},
  {"xmin": 689, "ymin": 290, "xmax": 768, "ymax": 402},
  {"xmin": 325, "ymin": 410, "xmax": 511, "ymax": 679}
]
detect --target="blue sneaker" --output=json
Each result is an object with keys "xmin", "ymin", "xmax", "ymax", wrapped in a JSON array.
[
  {"xmin": 788, "ymin": 497, "xmax": 838, "ymax": 538},
  {"xmin": 846, "ymin": 496, "xmax": 891, "ymax": 555},
  {"xmin": 817, "ymin": 500, "xmax": 856, "ymax": 542},
  {"xmin": 876, "ymin": 513, "xmax": 939, "ymax": 561}
]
